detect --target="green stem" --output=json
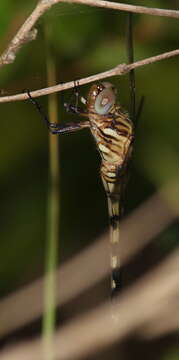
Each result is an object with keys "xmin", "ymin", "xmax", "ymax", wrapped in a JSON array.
[{"xmin": 43, "ymin": 24, "xmax": 60, "ymax": 360}]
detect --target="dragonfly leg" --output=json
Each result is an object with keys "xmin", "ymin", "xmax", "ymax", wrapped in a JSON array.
[
  {"xmin": 64, "ymin": 81, "xmax": 88, "ymax": 117},
  {"xmin": 74, "ymin": 80, "xmax": 80, "ymax": 109},
  {"xmin": 64, "ymin": 80, "xmax": 80, "ymax": 113},
  {"xmin": 27, "ymin": 90, "xmax": 90, "ymax": 134},
  {"xmin": 64, "ymin": 102, "xmax": 87, "ymax": 117},
  {"xmin": 47, "ymin": 121, "xmax": 90, "ymax": 134},
  {"xmin": 73, "ymin": 80, "xmax": 87, "ymax": 106}
]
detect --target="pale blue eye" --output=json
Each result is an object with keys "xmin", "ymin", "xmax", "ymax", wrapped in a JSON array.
[{"xmin": 94, "ymin": 88, "xmax": 115, "ymax": 115}]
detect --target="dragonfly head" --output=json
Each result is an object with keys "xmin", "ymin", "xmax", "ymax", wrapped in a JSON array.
[{"xmin": 87, "ymin": 82, "xmax": 117, "ymax": 115}]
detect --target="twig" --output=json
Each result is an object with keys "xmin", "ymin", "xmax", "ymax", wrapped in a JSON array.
[
  {"xmin": 0, "ymin": 48, "xmax": 179, "ymax": 103},
  {"xmin": 0, "ymin": 29, "xmax": 38, "ymax": 65},
  {"xmin": 0, "ymin": 0, "xmax": 59, "ymax": 66},
  {"xmin": 0, "ymin": 0, "xmax": 178, "ymax": 67},
  {"xmin": 64, "ymin": 0, "xmax": 179, "ymax": 18}
]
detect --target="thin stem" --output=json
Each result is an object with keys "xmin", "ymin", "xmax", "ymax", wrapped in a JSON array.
[
  {"xmin": 43, "ymin": 24, "xmax": 60, "ymax": 360},
  {"xmin": 127, "ymin": 12, "xmax": 136, "ymax": 123},
  {"xmin": 135, "ymin": 95, "xmax": 145, "ymax": 128}
]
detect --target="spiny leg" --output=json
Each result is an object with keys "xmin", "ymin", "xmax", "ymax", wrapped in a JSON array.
[
  {"xmin": 64, "ymin": 80, "xmax": 87, "ymax": 115},
  {"xmin": 73, "ymin": 80, "xmax": 87, "ymax": 107},
  {"xmin": 74, "ymin": 80, "xmax": 80, "ymax": 110},
  {"xmin": 27, "ymin": 90, "xmax": 90, "ymax": 134},
  {"xmin": 64, "ymin": 80, "xmax": 80, "ymax": 113}
]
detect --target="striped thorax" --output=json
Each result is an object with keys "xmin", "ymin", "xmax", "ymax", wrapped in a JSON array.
[{"xmin": 87, "ymin": 82, "xmax": 134, "ymax": 187}]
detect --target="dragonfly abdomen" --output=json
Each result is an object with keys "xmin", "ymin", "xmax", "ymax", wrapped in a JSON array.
[
  {"xmin": 87, "ymin": 82, "xmax": 134, "ymax": 298},
  {"xmin": 101, "ymin": 161, "xmax": 121, "ymax": 183},
  {"xmin": 90, "ymin": 116, "xmax": 133, "ymax": 184}
]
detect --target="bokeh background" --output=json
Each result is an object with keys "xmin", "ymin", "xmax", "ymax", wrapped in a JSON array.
[{"xmin": 0, "ymin": 0, "xmax": 178, "ymax": 359}]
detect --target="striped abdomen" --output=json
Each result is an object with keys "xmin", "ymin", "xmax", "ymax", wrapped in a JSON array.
[
  {"xmin": 87, "ymin": 82, "xmax": 133, "ymax": 298},
  {"xmin": 89, "ymin": 106, "xmax": 133, "ymax": 185}
]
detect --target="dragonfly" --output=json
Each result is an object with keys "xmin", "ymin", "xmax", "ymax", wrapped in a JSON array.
[
  {"xmin": 27, "ymin": 11, "xmax": 143, "ymax": 302},
  {"xmin": 28, "ymin": 80, "xmax": 134, "ymax": 298}
]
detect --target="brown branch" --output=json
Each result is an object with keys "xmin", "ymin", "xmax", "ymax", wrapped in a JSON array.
[
  {"xmin": 0, "ymin": 0, "xmax": 58, "ymax": 67},
  {"xmin": 0, "ymin": 29, "xmax": 38, "ymax": 65},
  {"xmin": 0, "ymin": 48, "xmax": 179, "ymax": 103},
  {"xmin": 0, "ymin": 0, "xmax": 179, "ymax": 68},
  {"xmin": 64, "ymin": 0, "xmax": 179, "ymax": 18}
]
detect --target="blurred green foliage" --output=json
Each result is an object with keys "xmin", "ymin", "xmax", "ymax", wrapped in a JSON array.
[{"xmin": 0, "ymin": 0, "xmax": 178, "ymax": 355}]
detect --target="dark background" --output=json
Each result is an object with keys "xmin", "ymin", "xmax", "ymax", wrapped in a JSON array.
[{"xmin": 0, "ymin": 1, "xmax": 178, "ymax": 358}]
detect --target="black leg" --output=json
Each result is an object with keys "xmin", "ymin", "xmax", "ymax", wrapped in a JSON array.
[
  {"xmin": 64, "ymin": 80, "xmax": 80, "ymax": 114},
  {"xmin": 64, "ymin": 81, "xmax": 89, "ymax": 118},
  {"xmin": 27, "ymin": 90, "xmax": 90, "ymax": 134}
]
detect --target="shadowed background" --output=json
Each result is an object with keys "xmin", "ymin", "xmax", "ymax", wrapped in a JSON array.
[{"xmin": 0, "ymin": 1, "xmax": 178, "ymax": 359}]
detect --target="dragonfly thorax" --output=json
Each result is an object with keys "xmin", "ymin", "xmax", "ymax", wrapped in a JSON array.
[{"xmin": 87, "ymin": 83, "xmax": 133, "ymax": 184}]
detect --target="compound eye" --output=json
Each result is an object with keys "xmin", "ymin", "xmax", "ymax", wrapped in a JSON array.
[{"xmin": 94, "ymin": 88, "xmax": 115, "ymax": 115}]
